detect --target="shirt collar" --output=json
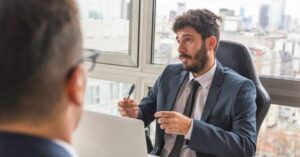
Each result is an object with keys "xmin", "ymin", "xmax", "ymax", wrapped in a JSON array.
[
  {"xmin": 189, "ymin": 60, "xmax": 217, "ymax": 89},
  {"xmin": 53, "ymin": 139, "xmax": 78, "ymax": 157}
]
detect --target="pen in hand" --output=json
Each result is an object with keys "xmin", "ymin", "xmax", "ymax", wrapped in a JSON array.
[{"xmin": 126, "ymin": 84, "xmax": 135, "ymax": 100}]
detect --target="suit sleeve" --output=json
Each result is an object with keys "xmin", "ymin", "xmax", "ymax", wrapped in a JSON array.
[
  {"xmin": 137, "ymin": 65, "xmax": 169, "ymax": 127},
  {"xmin": 137, "ymin": 76, "xmax": 160, "ymax": 127},
  {"xmin": 188, "ymin": 80, "xmax": 257, "ymax": 157}
]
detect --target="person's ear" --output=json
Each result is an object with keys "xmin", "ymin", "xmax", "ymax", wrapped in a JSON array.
[
  {"xmin": 66, "ymin": 65, "xmax": 86, "ymax": 108},
  {"xmin": 205, "ymin": 36, "xmax": 217, "ymax": 51}
]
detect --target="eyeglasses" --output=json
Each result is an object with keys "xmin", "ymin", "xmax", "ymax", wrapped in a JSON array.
[
  {"xmin": 82, "ymin": 50, "xmax": 100, "ymax": 71},
  {"xmin": 66, "ymin": 50, "xmax": 100, "ymax": 80}
]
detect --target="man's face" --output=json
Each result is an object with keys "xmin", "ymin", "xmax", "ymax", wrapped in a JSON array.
[{"xmin": 176, "ymin": 27, "xmax": 209, "ymax": 73}]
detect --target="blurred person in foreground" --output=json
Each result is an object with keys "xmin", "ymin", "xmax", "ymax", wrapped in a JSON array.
[{"xmin": 0, "ymin": 0, "xmax": 86, "ymax": 156}]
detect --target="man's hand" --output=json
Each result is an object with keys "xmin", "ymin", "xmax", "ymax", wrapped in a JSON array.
[
  {"xmin": 154, "ymin": 111, "xmax": 192, "ymax": 135},
  {"xmin": 117, "ymin": 98, "xmax": 139, "ymax": 119}
]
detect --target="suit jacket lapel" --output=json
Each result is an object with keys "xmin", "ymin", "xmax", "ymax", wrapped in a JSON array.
[
  {"xmin": 201, "ymin": 61, "xmax": 225, "ymax": 121},
  {"xmin": 165, "ymin": 70, "xmax": 188, "ymax": 111}
]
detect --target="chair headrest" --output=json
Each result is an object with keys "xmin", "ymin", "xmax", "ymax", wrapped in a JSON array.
[{"xmin": 216, "ymin": 40, "xmax": 260, "ymax": 85}]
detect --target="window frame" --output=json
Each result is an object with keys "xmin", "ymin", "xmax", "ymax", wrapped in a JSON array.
[{"xmin": 81, "ymin": 0, "xmax": 140, "ymax": 67}]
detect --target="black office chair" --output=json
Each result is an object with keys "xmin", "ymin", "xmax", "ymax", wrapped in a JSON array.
[{"xmin": 215, "ymin": 40, "xmax": 271, "ymax": 135}]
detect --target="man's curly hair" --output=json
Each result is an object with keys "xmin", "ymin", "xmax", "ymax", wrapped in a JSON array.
[{"xmin": 172, "ymin": 9, "xmax": 222, "ymax": 50}]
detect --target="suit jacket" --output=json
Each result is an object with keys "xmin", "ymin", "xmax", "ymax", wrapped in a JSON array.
[
  {"xmin": 0, "ymin": 131, "xmax": 72, "ymax": 157},
  {"xmin": 138, "ymin": 61, "xmax": 257, "ymax": 157}
]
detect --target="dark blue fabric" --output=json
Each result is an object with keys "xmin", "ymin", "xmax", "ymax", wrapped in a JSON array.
[
  {"xmin": 139, "ymin": 61, "xmax": 257, "ymax": 157},
  {"xmin": 0, "ymin": 132, "xmax": 72, "ymax": 157}
]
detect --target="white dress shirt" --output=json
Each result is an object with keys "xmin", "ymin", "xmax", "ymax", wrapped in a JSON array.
[
  {"xmin": 53, "ymin": 139, "xmax": 78, "ymax": 157},
  {"xmin": 161, "ymin": 62, "xmax": 216, "ymax": 157}
]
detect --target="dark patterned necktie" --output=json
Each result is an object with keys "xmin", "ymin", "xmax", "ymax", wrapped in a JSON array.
[{"xmin": 168, "ymin": 79, "xmax": 200, "ymax": 157}]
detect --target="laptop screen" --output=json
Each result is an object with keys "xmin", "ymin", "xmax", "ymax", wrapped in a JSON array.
[{"xmin": 72, "ymin": 110, "xmax": 149, "ymax": 157}]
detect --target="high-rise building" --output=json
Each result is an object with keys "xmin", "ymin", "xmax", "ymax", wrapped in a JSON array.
[
  {"xmin": 268, "ymin": 0, "xmax": 286, "ymax": 29},
  {"xmin": 283, "ymin": 15, "xmax": 292, "ymax": 30},
  {"xmin": 239, "ymin": 8, "xmax": 245, "ymax": 19},
  {"xmin": 177, "ymin": 2, "xmax": 186, "ymax": 15},
  {"xmin": 219, "ymin": 8, "xmax": 239, "ymax": 32},
  {"xmin": 219, "ymin": 8, "xmax": 235, "ymax": 17},
  {"xmin": 259, "ymin": 5, "xmax": 269, "ymax": 29},
  {"xmin": 169, "ymin": 10, "xmax": 176, "ymax": 22},
  {"xmin": 121, "ymin": 0, "xmax": 130, "ymax": 20}
]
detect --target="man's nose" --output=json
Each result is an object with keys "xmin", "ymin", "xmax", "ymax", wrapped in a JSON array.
[{"xmin": 178, "ymin": 43, "xmax": 186, "ymax": 54}]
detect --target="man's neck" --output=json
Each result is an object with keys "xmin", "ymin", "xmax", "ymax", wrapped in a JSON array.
[{"xmin": 192, "ymin": 59, "xmax": 215, "ymax": 78}]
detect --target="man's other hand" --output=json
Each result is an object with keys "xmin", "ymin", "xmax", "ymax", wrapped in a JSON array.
[
  {"xmin": 117, "ymin": 98, "xmax": 139, "ymax": 119},
  {"xmin": 154, "ymin": 111, "xmax": 192, "ymax": 135}
]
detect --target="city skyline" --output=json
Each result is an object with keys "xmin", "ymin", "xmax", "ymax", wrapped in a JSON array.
[
  {"xmin": 153, "ymin": 0, "xmax": 300, "ymax": 79},
  {"xmin": 157, "ymin": 0, "xmax": 300, "ymax": 24}
]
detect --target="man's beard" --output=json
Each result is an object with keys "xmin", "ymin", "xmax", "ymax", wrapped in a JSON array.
[{"xmin": 180, "ymin": 44, "xmax": 209, "ymax": 73}]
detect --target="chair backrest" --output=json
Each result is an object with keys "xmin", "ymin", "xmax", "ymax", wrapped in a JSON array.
[{"xmin": 215, "ymin": 40, "xmax": 271, "ymax": 135}]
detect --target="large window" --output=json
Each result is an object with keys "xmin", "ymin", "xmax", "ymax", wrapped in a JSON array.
[
  {"xmin": 153, "ymin": 0, "xmax": 300, "ymax": 79},
  {"xmin": 150, "ymin": 1, "xmax": 300, "ymax": 156},
  {"xmin": 78, "ymin": 1, "xmax": 300, "ymax": 156},
  {"xmin": 84, "ymin": 78, "xmax": 133, "ymax": 115},
  {"xmin": 77, "ymin": 0, "xmax": 140, "ymax": 66},
  {"xmin": 257, "ymin": 105, "xmax": 300, "ymax": 157},
  {"xmin": 78, "ymin": 0, "xmax": 130, "ymax": 53}
]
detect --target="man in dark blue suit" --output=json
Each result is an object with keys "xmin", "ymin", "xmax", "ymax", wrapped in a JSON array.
[
  {"xmin": 0, "ymin": 0, "xmax": 86, "ymax": 157},
  {"xmin": 118, "ymin": 9, "xmax": 256, "ymax": 157}
]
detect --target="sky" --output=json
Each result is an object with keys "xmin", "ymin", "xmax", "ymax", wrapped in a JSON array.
[
  {"xmin": 156, "ymin": 0, "xmax": 300, "ymax": 22},
  {"xmin": 76, "ymin": 0, "xmax": 300, "ymax": 20}
]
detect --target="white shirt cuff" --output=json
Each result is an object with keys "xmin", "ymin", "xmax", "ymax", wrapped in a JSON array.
[{"xmin": 184, "ymin": 119, "xmax": 193, "ymax": 140}]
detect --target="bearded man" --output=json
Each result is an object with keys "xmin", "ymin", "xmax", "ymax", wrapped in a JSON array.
[{"xmin": 118, "ymin": 9, "xmax": 257, "ymax": 157}]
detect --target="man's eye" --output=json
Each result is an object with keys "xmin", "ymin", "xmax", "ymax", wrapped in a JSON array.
[{"xmin": 186, "ymin": 38, "xmax": 192, "ymax": 42}]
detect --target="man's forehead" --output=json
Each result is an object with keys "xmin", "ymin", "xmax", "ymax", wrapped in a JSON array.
[{"xmin": 176, "ymin": 27, "xmax": 201, "ymax": 39}]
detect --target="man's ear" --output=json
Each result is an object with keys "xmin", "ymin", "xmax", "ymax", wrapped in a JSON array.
[
  {"xmin": 66, "ymin": 65, "xmax": 86, "ymax": 107},
  {"xmin": 205, "ymin": 36, "xmax": 217, "ymax": 51}
]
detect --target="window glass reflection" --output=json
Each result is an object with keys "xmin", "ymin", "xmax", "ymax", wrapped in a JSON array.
[
  {"xmin": 257, "ymin": 105, "xmax": 300, "ymax": 157},
  {"xmin": 77, "ymin": 0, "xmax": 131, "ymax": 53},
  {"xmin": 84, "ymin": 78, "xmax": 133, "ymax": 115}
]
